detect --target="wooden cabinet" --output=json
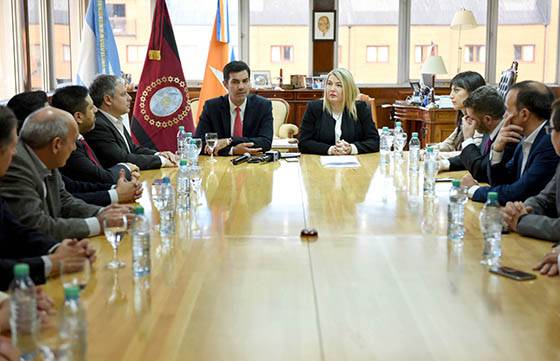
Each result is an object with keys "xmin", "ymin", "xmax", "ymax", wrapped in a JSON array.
[
  {"xmin": 391, "ymin": 103, "xmax": 458, "ymax": 147},
  {"xmin": 254, "ymin": 89, "xmax": 323, "ymax": 126}
]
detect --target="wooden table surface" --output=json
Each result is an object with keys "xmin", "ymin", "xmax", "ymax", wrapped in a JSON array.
[{"xmin": 42, "ymin": 154, "xmax": 560, "ymax": 361}]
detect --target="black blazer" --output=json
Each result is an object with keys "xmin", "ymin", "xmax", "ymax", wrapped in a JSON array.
[
  {"xmin": 195, "ymin": 94, "xmax": 273, "ymax": 155},
  {"xmin": 298, "ymin": 100, "xmax": 380, "ymax": 155},
  {"xmin": 0, "ymin": 197, "xmax": 57, "ymax": 290},
  {"xmin": 62, "ymin": 175, "xmax": 112, "ymax": 207},
  {"xmin": 61, "ymin": 139, "xmax": 130, "ymax": 184},
  {"xmin": 84, "ymin": 112, "xmax": 162, "ymax": 170},
  {"xmin": 446, "ymin": 134, "xmax": 489, "ymax": 176}
]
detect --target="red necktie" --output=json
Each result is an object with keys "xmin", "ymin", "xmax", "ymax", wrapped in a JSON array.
[
  {"xmin": 233, "ymin": 107, "xmax": 243, "ymax": 137},
  {"xmin": 80, "ymin": 138, "xmax": 101, "ymax": 167}
]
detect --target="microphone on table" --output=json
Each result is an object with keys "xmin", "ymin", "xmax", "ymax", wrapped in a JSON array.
[{"xmin": 231, "ymin": 153, "xmax": 251, "ymax": 165}]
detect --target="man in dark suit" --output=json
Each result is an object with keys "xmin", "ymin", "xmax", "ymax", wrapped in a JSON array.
[
  {"xmin": 462, "ymin": 81, "xmax": 559, "ymax": 205},
  {"xmin": 52, "ymin": 85, "xmax": 140, "ymax": 184},
  {"xmin": 0, "ymin": 107, "xmax": 95, "ymax": 290},
  {"xmin": 439, "ymin": 86, "xmax": 508, "ymax": 182},
  {"xmin": 195, "ymin": 61, "xmax": 273, "ymax": 156},
  {"xmin": 85, "ymin": 74, "xmax": 177, "ymax": 170},
  {"xmin": 0, "ymin": 107, "xmax": 129, "ymax": 241}
]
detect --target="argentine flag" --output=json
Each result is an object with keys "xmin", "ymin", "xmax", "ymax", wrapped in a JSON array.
[{"xmin": 75, "ymin": 0, "xmax": 122, "ymax": 86}]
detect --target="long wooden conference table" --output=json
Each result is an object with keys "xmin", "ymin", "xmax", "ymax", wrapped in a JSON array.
[{"xmin": 42, "ymin": 154, "xmax": 560, "ymax": 360}]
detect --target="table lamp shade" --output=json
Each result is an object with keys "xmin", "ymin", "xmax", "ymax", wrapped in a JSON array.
[
  {"xmin": 421, "ymin": 56, "xmax": 448, "ymax": 75},
  {"xmin": 451, "ymin": 9, "xmax": 477, "ymax": 30}
]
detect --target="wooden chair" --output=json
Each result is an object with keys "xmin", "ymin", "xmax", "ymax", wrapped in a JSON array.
[
  {"xmin": 497, "ymin": 61, "xmax": 518, "ymax": 99},
  {"xmin": 357, "ymin": 93, "xmax": 378, "ymax": 127},
  {"xmin": 189, "ymin": 98, "xmax": 199, "ymax": 124}
]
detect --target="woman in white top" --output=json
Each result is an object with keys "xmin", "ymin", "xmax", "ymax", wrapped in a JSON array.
[{"xmin": 437, "ymin": 71, "xmax": 486, "ymax": 155}]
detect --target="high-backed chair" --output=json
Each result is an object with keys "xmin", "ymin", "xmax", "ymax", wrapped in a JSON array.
[
  {"xmin": 357, "ymin": 93, "xmax": 378, "ymax": 127},
  {"xmin": 271, "ymin": 98, "xmax": 298, "ymax": 138},
  {"xmin": 189, "ymin": 98, "xmax": 199, "ymax": 124},
  {"xmin": 497, "ymin": 61, "xmax": 518, "ymax": 99}
]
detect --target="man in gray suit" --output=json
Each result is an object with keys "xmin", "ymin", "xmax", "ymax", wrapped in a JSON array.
[
  {"xmin": 503, "ymin": 99, "xmax": 560, "ymax": 276},
  {"xmin": 0, "ymin": 107, "xmax": 129, "ymax": 241}
]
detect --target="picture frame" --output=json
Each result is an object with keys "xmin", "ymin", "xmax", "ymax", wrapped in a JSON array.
[
  {"xmin": 251, "ymin": 70, "xmax": 272, "ymax": 88},
  {"xmin": 313, "ymin": 11, "xmax": 336, "ymax": 41},
  {"xmin": 311, "ymin": 75, "xmax": 327, "ymax": 89}
]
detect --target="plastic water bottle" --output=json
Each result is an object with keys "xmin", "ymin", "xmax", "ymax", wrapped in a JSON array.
[
  {"xmin": 423, "ymin": 146, "xmax": 437, "ymax": 196},
  {"xmin": 479, "ymin": 192, "xmax": 502, "ymax": 266},
  {"xmin": 59, "ymin": 286, "xmax": 87, "ymax": 361},
  {"xmin": 408, "ymin": 132, "xmax": 420, "ymax": 172},
  {"xmin": 380, "ymin": 127, "xmax": 390, "ymax": 164},
  {"xmin": 9, "ymin": 263, "xmax": 38, "ymax": 360},
  {"xmin": 160, "ymin": 176, "xmax": 175, "ymax": 235},
  {"xmin": 177, "ymin": 126, "xmax": 187, "ymax": 159},
  {"xmin": 176, "ymin": 159, "xmax": 191, "ymax": 212},
  {"xmin": 132, "ymin": 206, "xmax": 151, "ymax": 277},
  {"xmin": 447, "ymin": 180, "xmax": 468, "ymax": 245}
]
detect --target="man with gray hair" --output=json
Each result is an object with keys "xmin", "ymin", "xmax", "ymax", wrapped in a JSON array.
[
  {"xmin": 85, "ymin": 74, "xmax": 177, "ymax": 170},
  {"xmin": 0, "ymin": 107, "xmax": 129, "ymax": 241}
]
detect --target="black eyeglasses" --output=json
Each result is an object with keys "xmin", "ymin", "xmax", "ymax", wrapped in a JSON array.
[{"xmin": 545, "ymin": 125, "xmax": 558, "ymax": 135}]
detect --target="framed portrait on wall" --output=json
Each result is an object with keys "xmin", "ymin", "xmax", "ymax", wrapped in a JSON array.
[{"xmin": 313, "ymin": 11, "xmax": 336, "ymax": 41}]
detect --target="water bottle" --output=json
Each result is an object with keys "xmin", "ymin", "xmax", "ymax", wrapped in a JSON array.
[
  {"xmin": 59, "ymin": 286, "xmax": 87, "ymax": 361},
  {"xmin": 9, "ymin": 263, "xmax": 38, "ymax": 360},
  {"xmin": 176, "ymin": 126, "xmax": 187, "ymax": 159},
  {"xmin": 447, "ymin": 180, "xmax": 468, "ymax": 245},
  {"xmin": 160, "ymin": 176, "xmax": 175, "ymax": 235},
  {"xmin": 408, "ymin": 132, "xmax": 420, "ymax": 172},
  {"xmin": 380, "ymin": 127, "xmax": 389, "ymax": 164},
  {"xmin": 423, "ymin": 146, "xmax": 437, "ymax": 196},
  {"xmin": 479, "ymin": 192, "xmax": 502, "ymax": 266},
  {"xmin": 132, "ymin": 206, "xmax": 151, "ymax": 277},
  {"xmin": 176, "ymin": 159, "xmax": 191, "ymax": 212}
]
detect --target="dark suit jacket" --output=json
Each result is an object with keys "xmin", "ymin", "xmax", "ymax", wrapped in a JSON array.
[
  {"xmin": 0, "ymin": 141, "xmax": 101, "ymax": 241},
  {"xmin": 195, "ymin": 94, "xmax": 273, "ymax": 155},
  {"xmin": 473, "ymin": 126, "xmax": 559, "ymax": 205},
  {"xmin": 0, "ymin": 197, "xmax": 57, "ymax": 290},
  {"xmin": 84, "ymin": 112, "xmax": 162, "ymax": 170},
  {"xmin": 298, "ymin": 100, "xmax": 380, "ymax": 155},
  {"xmin": 61, "ymin": 139, "xmax": 130, "ymax": 184},
  {"xmin": 62, "ymin": 175, "xmax": 112, "ymax": 207}
]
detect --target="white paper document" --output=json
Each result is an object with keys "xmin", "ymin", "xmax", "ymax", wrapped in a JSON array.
[
  {"xmin": 272, "ymin": 138, "xmax": 299, "ymax": 149},
  {"xmin": 320, "ymin": 155, "xmax": 361, "ymax": 168}
]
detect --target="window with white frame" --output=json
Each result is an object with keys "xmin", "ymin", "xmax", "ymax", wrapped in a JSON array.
[
  {"xmin": 366, "ymin": 46, "xmax": 389, "ymax": 63},
  {"xmin": 513, "ymin": 45, "xmax": 535, "ymax": 63},
  {"xmin": 464, "ymin": 45, "xmax": 485, "ymax": 63},
  {"xmin": 271, "ymin": 46, "xmax": 294, "ymax": 64}
]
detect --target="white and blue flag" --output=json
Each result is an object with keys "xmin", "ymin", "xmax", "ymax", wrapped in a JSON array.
[{"xmin": 75, "ymin": 0, "xmax": 122, "ymax": 86}]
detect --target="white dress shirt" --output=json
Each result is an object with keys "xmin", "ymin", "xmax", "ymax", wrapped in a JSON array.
[{"xmin": 330, "ymin": 111, "xmax": 358, "ymax": 155}]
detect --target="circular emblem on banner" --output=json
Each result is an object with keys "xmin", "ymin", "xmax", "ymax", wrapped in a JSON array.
[
  {"xmin": 136, "ymin": 76, "xmax": 191, "ymax": 128},
  {"xmin": 149, "ymin": 86, "xmax": 183, "ymax": 117}
]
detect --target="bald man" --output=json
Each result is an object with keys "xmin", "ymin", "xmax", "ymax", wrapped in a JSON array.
[{"xmin": 0, "ymin": 107, "xmax": 129, "ymax": 241}]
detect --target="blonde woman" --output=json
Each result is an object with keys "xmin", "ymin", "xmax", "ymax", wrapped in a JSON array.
[{"xmin": 299, "ymin": 68, "xmax": 380, "ymax": 155}]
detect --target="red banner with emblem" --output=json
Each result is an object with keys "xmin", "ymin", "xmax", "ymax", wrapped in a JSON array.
[{"xmin": 131, "ymin": 0, "xmax": 194, "ymax": 152}]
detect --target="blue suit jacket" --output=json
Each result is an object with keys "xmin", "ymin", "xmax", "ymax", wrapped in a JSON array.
[
  {"xmin": 473, "ymin": 126, "xmax": 560, "ymax": 205},
  {"xmin": 195, "ymin": 94, "xmax": 273, "ymax": 155}
]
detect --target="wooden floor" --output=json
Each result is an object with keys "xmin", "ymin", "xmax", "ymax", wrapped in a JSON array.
[{"xmin": 42, "ymin": 154, "xmax": 560, "ymax": 361}]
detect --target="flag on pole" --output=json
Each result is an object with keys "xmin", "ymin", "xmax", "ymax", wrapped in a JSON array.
[
  {"xmin": 196, "ymin": 0, "xmax": 231, "ymax": 122},
  {"xmin": 75, "ymin": 0, "xmax": 122, "ymax": 86},
  {"xmin": 130, "ymin": 0, "xmax": 194, "ymax": 152}
]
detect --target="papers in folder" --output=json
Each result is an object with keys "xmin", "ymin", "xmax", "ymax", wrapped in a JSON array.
[{"xmin": 320, "ymin": 155, "xmax": 361, "ymax": 168}]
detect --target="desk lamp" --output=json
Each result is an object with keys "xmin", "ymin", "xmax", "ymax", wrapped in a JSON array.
[{"xmin": 421, "ymin": 55, "xmax": 448, "ymax": 109}]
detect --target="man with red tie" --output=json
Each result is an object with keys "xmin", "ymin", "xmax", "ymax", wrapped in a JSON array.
[
  {"xmin": 195, "ymin": 61, "xmax": 273, "ymax": 156},
  {"xmin": 52, "ymin": 86, "xmax": 140, "ymax": 184}
]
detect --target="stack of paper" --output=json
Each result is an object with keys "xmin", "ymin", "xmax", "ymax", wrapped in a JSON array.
[
  {"xmin": 272, "ymin": 138, "xmax": 299, "ymax": 150},
  {"xmin": 320, "ymin": 156, "xmax": 361, "ymax": 168}
]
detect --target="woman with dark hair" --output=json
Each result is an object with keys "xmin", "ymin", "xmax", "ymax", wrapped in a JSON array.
[{"xmin": 437, "ymin": 71, "xmax": 486, "ymax": 154}]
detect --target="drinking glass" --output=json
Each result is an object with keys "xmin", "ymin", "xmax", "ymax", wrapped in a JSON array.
[
  {"xmin": 191, "ymin": 138, "xmax": 203, "ymax": 165},
  {"xmin": 103, "ymin": 215, "xmax": 128, "ymax": 269},
  {"xmin": 151, "ymin": 179, "xmax": 164, "ymax": 212},
  {"xmin": 205, "ymin": 133, "xmax": 218, "ymax": 163},
  {"xmin": 60, "ymin": 257, "xmax": 91, "ymax": 291}
]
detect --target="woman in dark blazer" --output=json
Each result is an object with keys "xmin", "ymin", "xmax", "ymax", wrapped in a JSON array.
[{"xmin": 299, "ymin": 68, "xmax": 379, "ymax": 155}]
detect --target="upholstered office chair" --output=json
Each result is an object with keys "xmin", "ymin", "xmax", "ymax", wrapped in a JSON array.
[
  {"xmin": 189, "ymin": 98, "xmax": 199, "ymax": 124},
  {"xmin": 497, "ymin": 61, "xmax": 518, "ymax": 99},
  {"xmin": 270, "ymin": 98, "xmax": 298, "ymax": 138},
  {"xmin": 357, "ymin": 93, "xmax": 378, "ymax": 127}
]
